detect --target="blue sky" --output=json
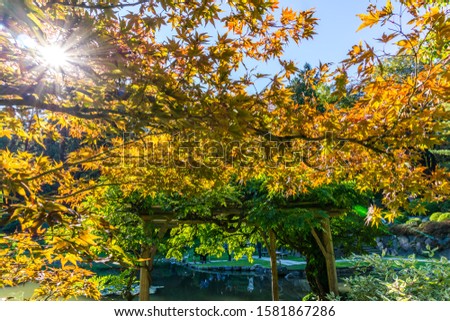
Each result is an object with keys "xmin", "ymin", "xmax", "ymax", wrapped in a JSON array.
[
  {"xmin": 11, "ymin": 0, "xmax": 394, "ymax": 87},
  {"xmin": 281, "ymin": 0, "xmax": 391, "ymax": 67},
  {"xmin": 128, "ymin": 0, "xmax": 393, "ymax": 75},
  {"xmin": 239, "ymin": 0, "xmax": 395, "ymax": 89}
]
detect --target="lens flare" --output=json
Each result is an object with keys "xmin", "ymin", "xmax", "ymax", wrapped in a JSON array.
[{"xmin": 38, "ymin": 45, "xmax": 69, "ymax": 69}]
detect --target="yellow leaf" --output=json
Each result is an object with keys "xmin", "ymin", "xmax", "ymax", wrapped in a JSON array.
[
  {"xmin": 384, "ymin": 0, "xmax": 393, "ymax": 15},
  {"xmin": 356, "ymin": 12, "xmax": 380, "ymax": 32},
  {"xmin": 74, "ymin": 91, "xmax": 94, "ymax": 104},
  {"xmin": 397, "ymin": 39, "xmax": 417, "ymax": 48},
  {"xmin": 78, "ymin": 231, "xmax": 99, "ymax": 246},
  {"xmin": 66, "ymin": 253, "xmax": 80, "ymax": 266},
  {"xmin": 16, "ymin": 185, "xmax": 27, "ymax": 198},
  {"xmin": 0, "ymin": 128, "xmax": 13, "ymax": 139}
]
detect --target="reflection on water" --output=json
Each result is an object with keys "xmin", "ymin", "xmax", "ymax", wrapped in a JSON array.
[
  {"xmin": 0, "ymin": 262, "xmax": 310, "ymax": 301},
  {"xmin": 0, "ymin": 282, "xmax": 38, "ymax": 301},
  {"xmin": 148, "ymin": 262, "xmax": 309, "ymax": 301},
  {"xmin": 0, "ymin": 283, "xmax": 92, "ymax": 301}
]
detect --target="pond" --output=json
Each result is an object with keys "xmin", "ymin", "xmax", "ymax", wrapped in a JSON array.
[
  {"xmin": 0, "ymin": 262, "xmax": 311, "ymax": 301},
  {"xmin": 144, "ymin": 262, "xmax": 310, "ymax": 301}
]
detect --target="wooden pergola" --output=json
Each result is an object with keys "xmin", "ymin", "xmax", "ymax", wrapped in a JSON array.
[{"xmin": 137, "ymin": 205, "xmax": 343, "ymax": 300}]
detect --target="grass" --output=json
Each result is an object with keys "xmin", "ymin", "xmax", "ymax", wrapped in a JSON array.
[
  {"xmin": 183, "ymin": 252, "xmax": 446, "ymax": 271},
  {"xmin": 186, "ymin": 255, "xmax": 354, "ymax": 270},
  {"xmin": 191, "ymin": 258, "xmax": 267, "ymax": 268}
]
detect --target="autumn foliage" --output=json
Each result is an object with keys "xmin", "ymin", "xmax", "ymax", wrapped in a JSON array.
[{"xmin": 0, "ymin": 0, "xmax": 449, "ymax": 299}]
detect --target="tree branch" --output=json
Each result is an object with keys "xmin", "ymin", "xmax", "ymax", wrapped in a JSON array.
[
  {"xmin": 254, "ymin": 127, "xmax": 391, "ymax": 156},
  {"xmin": 52, "ymin": 0, "xmax": 148, "ymax": 10},
  {"xmin": 0, "ymin": 96, "xmax": 126, "ymax": 120},
  {"xmin": 310, "ymin": 227, "xmax": 327, "ymax": 257}
]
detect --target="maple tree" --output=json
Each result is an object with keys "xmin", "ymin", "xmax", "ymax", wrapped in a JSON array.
[
  {"xmin": 244, "ymin": 0, "xmax": 450, "ymax": 220},
  {"xmin": 0, "ymin": 0, "xmax": 317, "ymax": 299},
  {"xmin": 0, "ymin": 0, "xmax": 449, "ymax": 301}
]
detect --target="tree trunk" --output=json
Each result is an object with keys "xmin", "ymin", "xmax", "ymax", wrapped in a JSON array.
[
  {"xmin": 139, "ymin": 222, "xmax": 169, "ymax": 301},
  {"xmin": 304, "ymin": 242, "xmax": 328, "ymax": 299},
  {"xmin": 139, "ymin": 245, "xmax": 151, "ymax": 301},
  {"xmin": 321, "ymin": 217, "xmax": 339, "ymax": 295},
  {"xmin": 268, "ymin": 229, "xmax": 279, "ymax": 301},
  {"xmin": 276, "ymin": 216, "xmax": 339, "ymax": 299}
]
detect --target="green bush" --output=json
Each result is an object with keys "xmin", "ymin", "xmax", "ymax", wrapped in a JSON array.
[
  {"xmin": 405, "ymin": 218, "xmax": 422, "ymax": 226},
  {"xmin": 430, "ymin": 212, "xmax": 450, "ymax": 222},
  {"xmin": 429, "ymin": 212, "xmax": 443, "ymax": 221},
  {"xmin": 437, "ymin": 213, "xmax": 450, "ymax": 222},
  {"xmin": 339, "ymin": 253, "xmax": 450, "ymax": 301}
]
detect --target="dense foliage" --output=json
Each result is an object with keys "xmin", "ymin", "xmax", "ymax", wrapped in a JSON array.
[
  {"xmin": 1, "ymin": 0, "xmax": 449, "ymax": 299},
  {"xmin": 337, "ymin": 253, "xmax": 450, "ymax": 301}
]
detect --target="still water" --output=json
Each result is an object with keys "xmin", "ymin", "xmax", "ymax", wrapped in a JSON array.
[
  {"xmin": 148, "ymin": 262, "xmax": 309, "ymax": 301},
  {"xmin": 0, "ymin": 262, "xmax": 310, "ymax": 301}
]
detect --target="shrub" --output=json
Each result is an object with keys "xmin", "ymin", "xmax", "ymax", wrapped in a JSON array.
[
  {"xmin": 430, "ymin": 212, "xmax": 450, "ymax": 222},
  {"xmin": 437, "ymin": 213, "xmax": 450, "ymax": 222},
  {"xmin": 429, "ymin": 212, "xmax": 443, "ymax": 222},
  {"xmin": 340, "ymin": 253, "xmax": 450, "ymax": 301},
  {"xmin": 405, "ymin": 217, "xmax": 422, "ymax": 226}
]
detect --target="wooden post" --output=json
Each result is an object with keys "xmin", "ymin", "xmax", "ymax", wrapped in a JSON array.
[
  {"xmin": 139, "ymin": 220, "xmax": 154, "ymax": 301},
  {"xmin": 139, "ymin": 245, "xmax": 151, "ymax": 301},
  {"xmin": 139, "ymin": 221, "xmax": 169, "ymax": 301},
  {"xmin": 268, "ymin": 229, "xmax": 279, "ymax": 301},
  {"xmin": 321, "ymin": 217, "xmax": 339, "ymax": 295}
]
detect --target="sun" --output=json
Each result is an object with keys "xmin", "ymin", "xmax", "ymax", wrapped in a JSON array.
[
  {"xmin": 16, "ymin": 34, "xmax": 71, "ymax": 70},
  {"xmin": 38, "ymin": 44, "xmax": 70, "ymax": 69}
]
